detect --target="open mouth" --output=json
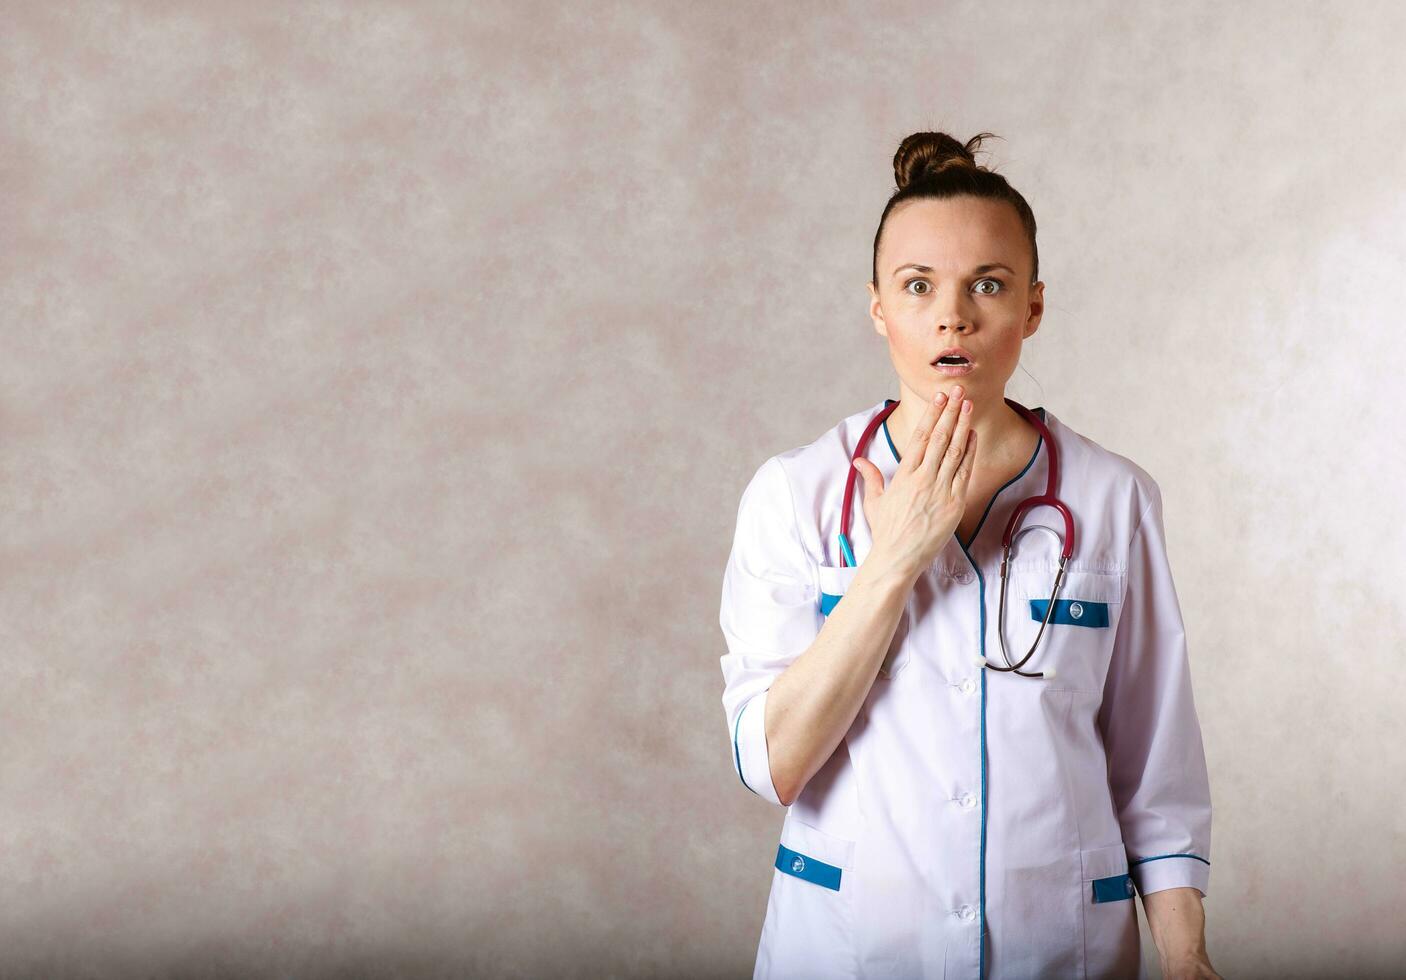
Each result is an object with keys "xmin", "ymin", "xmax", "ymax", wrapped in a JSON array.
[{"xmin": 932, "ymin": 353, "xmax": 975, "ymax": 374}]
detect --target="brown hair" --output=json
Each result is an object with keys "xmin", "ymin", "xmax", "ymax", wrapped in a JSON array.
[{"xmin": 871, "ymin": 131, "xmax": 1039, "ymax": 288}]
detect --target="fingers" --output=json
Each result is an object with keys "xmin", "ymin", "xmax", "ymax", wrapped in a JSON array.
[
  {"xmin": 905, "ymin": 386, "xmax": 962, "ymax": 472},
  {"xmin": 853, "ymin": 456, "xmax": 884, "ymax": 497},
  {"xmin": 900, "ymin": 389, "xmax": 947, "ymax": 472},
  {"xmin": 931, "ymin": 388, "xmax": 975, "ymax": 484},
  {"xmin": 916, "ymin": 384, "xmax": 968, "ymax": 478},
  {"xmin": 951, "ymin": 428, "xmax": 977, "ymax": 497},
  {"xmin": 852, "ymin": 456, "xmax": 884, "ymax": 528}
]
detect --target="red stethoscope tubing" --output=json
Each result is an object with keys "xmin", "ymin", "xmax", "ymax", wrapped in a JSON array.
[
  {"xmin": 840, "ymin": 396, "xmax": 1074, "ymax": 566},
  {"xmin": 839, "ymin": 396, "xmax": 1077, "ymax": 678}
]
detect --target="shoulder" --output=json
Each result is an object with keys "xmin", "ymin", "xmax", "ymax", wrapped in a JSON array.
[
  {"xmin": 739, "ymin": 398, "xmax": 889, "ymax": 508},
  {"xmin": 773, "ymin": 398, "xmax": 889, "ymax": 487},
  {"xmin": 1044, "ymin": 408, "xmax": 1162, "ymax": 525}
]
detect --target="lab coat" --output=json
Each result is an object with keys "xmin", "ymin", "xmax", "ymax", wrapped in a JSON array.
[{"xmin": 719, "ymin": 398, "xmax": 1212, "ymax": 980}]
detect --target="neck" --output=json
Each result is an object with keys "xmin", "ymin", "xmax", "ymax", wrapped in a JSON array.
[{"xmin": 888, "ymin": 393, "xmax": 1035, "ymax": 468}]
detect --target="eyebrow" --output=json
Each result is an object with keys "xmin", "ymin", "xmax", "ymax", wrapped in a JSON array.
[{"xmin": 892, "ymin": 263, "xmax": 1015, "ymax": 279}]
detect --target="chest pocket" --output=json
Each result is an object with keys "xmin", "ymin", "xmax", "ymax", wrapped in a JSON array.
[
  {"xmin": 816, "ymin": 564, "xmax": 912, "ymax": 678},
  {"xmin": 1002, "ymin": 565, "xmax": 1125, "ymax": 693}
]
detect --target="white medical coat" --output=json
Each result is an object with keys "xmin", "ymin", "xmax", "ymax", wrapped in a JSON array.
[{"xmin": 719, "ymin": 398, "xmax": 1212, "ymax": 980}]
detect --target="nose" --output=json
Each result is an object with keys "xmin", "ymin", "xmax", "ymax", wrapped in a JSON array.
[{"xmin": 936, "ymin": 297, "xmax": 974, "ymax": 334}]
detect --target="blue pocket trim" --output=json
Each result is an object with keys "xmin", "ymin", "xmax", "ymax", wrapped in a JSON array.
[
  {"xmin": 775, "ymin": 843, "xmax": 842, "ymax": 891},
  {"xmin": 1029, "ymin": 598, "xmax": 1109, "ymax": 627},
  {"xmin": 819, "ymin": 592, "xmax": 842, "ymax": 616},
  {"xmin": 1091, "ymin": 872, "xmax": 1135, "ymax": 903}
]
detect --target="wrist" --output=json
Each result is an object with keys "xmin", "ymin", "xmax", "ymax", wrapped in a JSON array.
[
  {"xmin": 857, "ymin": 547, "xmax": 924, "ymax": 590},
  {"xmin": 1157, "ymin": 937, "xmax": 1211, "ymax": 974},
  {"xmin": 1159, "ymin": 949, "xmax": 1219, "ymax": 980},
  {"xmin": 1159, "ymin": 944, "xmax": 1208, "ymax": 965}
]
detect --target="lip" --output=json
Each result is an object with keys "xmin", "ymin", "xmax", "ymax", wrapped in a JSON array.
[{"xmin": 932, "ymin": 347, "xmax": 976, "ymax": 375}]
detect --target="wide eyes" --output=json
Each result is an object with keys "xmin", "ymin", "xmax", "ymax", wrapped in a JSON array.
[{"xmin": 904, "ymin": 277, "xmax": 1003, "ymax": 297}]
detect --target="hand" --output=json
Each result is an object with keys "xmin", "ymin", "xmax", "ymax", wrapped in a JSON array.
[{"xmin": 851, "ymin": 386, "xmax": 977, "ymax": 579}]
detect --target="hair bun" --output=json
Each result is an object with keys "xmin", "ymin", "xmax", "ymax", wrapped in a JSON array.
[
  {"xmin": 893, "ymin": 131, "xmax": 996, "ymax": 191},
  {"xmin": 872, "ymin": 130, "xmax": 1037, "ymax": 288}
]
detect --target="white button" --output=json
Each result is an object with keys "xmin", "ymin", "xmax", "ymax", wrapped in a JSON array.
[
  {"xmin": 959, "ymin": 792, "xmax": 976, "ymax": 809},
  {"xmin": 792, "ymin": 855, "xmax": 805, "ymax": 873},
  {"xmin": 960, "ymin": 678, "xmax": 976, "ymax": 695},
  {"xmin": 1125, "ymin": 878, "xmax": 1135, "ymax": 895},
  {"xmin": 959, "ymin": 905, "xmax": 976, "ymax": 920},
  {"xmin": 1070, "ymin": 601, "xmax": 1084, "ymax": 619}
]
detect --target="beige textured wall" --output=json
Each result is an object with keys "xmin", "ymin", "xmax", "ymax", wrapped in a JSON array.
[{"xmin": 3, "ymin": 2, "xmax": 1403, "ymax": 978}]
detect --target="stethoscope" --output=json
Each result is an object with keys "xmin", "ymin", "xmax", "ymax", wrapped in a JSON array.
[{"xmin": 838, "ymin": 396, "xmax": 1077, "ymax": 679}]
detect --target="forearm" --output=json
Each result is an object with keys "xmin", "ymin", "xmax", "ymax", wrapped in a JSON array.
[
  {"xmin": 765, "ymin": 553, "xmax": 918, "ymax": 806},
  {"xmin": 1142, "ymin": 887, "xmax": 1209, "ymax": 968}
]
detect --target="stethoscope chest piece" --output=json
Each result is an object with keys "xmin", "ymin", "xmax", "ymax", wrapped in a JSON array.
[{"xmin": 991, "ymin": 524, "xmax": 1071, "ymax": 678}]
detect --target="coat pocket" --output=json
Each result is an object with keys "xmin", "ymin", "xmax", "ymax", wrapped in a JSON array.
[
  {"xmin": 1079, "ymin": 843, "xmax": 1140, "ymax": 979},
  {"xmin": 756, "ymin": 818, "xmax": 860, "ymax": 978},
  {"xmin": 816, "ymin": 563, "xmax": 912, "ymax": 678},
  {"xmin": 816, "ymin": 564, "xmax": 861, "ymax": 618},
  {"xmin": 776, "ymin": 817, "xmax": 856, "ymax": 889},
  {"xmin": 1002, "ymin": 567, "xmax": 1125, "ymax": 692}
]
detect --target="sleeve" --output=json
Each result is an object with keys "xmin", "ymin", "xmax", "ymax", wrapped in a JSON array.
[
  {"xmin": 1098, "ymin": 478, "xmax": 1213, "ymax": 897},
  {"xmin": 719, "ymin": 455, "xmax": 821, "ymax": 807}
]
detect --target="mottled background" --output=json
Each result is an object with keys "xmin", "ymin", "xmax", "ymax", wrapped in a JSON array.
[{"xmin": 2, "ymin": 1, "xmax": 1403, "ymax": 978}]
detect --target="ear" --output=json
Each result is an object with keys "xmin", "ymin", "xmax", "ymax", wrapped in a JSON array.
[
  {"xmin": 867, "ymin": 280, "xmax": 889, "ymax": 339},
  {"xmin": 1022, "ymin": 280, "xmax": 1045, "ymax": 340}
]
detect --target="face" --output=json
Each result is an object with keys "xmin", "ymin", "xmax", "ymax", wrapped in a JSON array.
[{"xmin": 866, "ymin": 195, "xmax": 1043, "ymax": 412}]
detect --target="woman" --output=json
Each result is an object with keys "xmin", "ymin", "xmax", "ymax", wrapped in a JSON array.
[{"xmin": 719, "ymin": 132, "xmax": 1221, "ymax": 980}]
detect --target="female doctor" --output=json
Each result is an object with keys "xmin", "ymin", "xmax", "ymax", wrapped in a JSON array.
[{"xmin": 719, "ymin": 132, "xmax": 1222, "ymax": 980}]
